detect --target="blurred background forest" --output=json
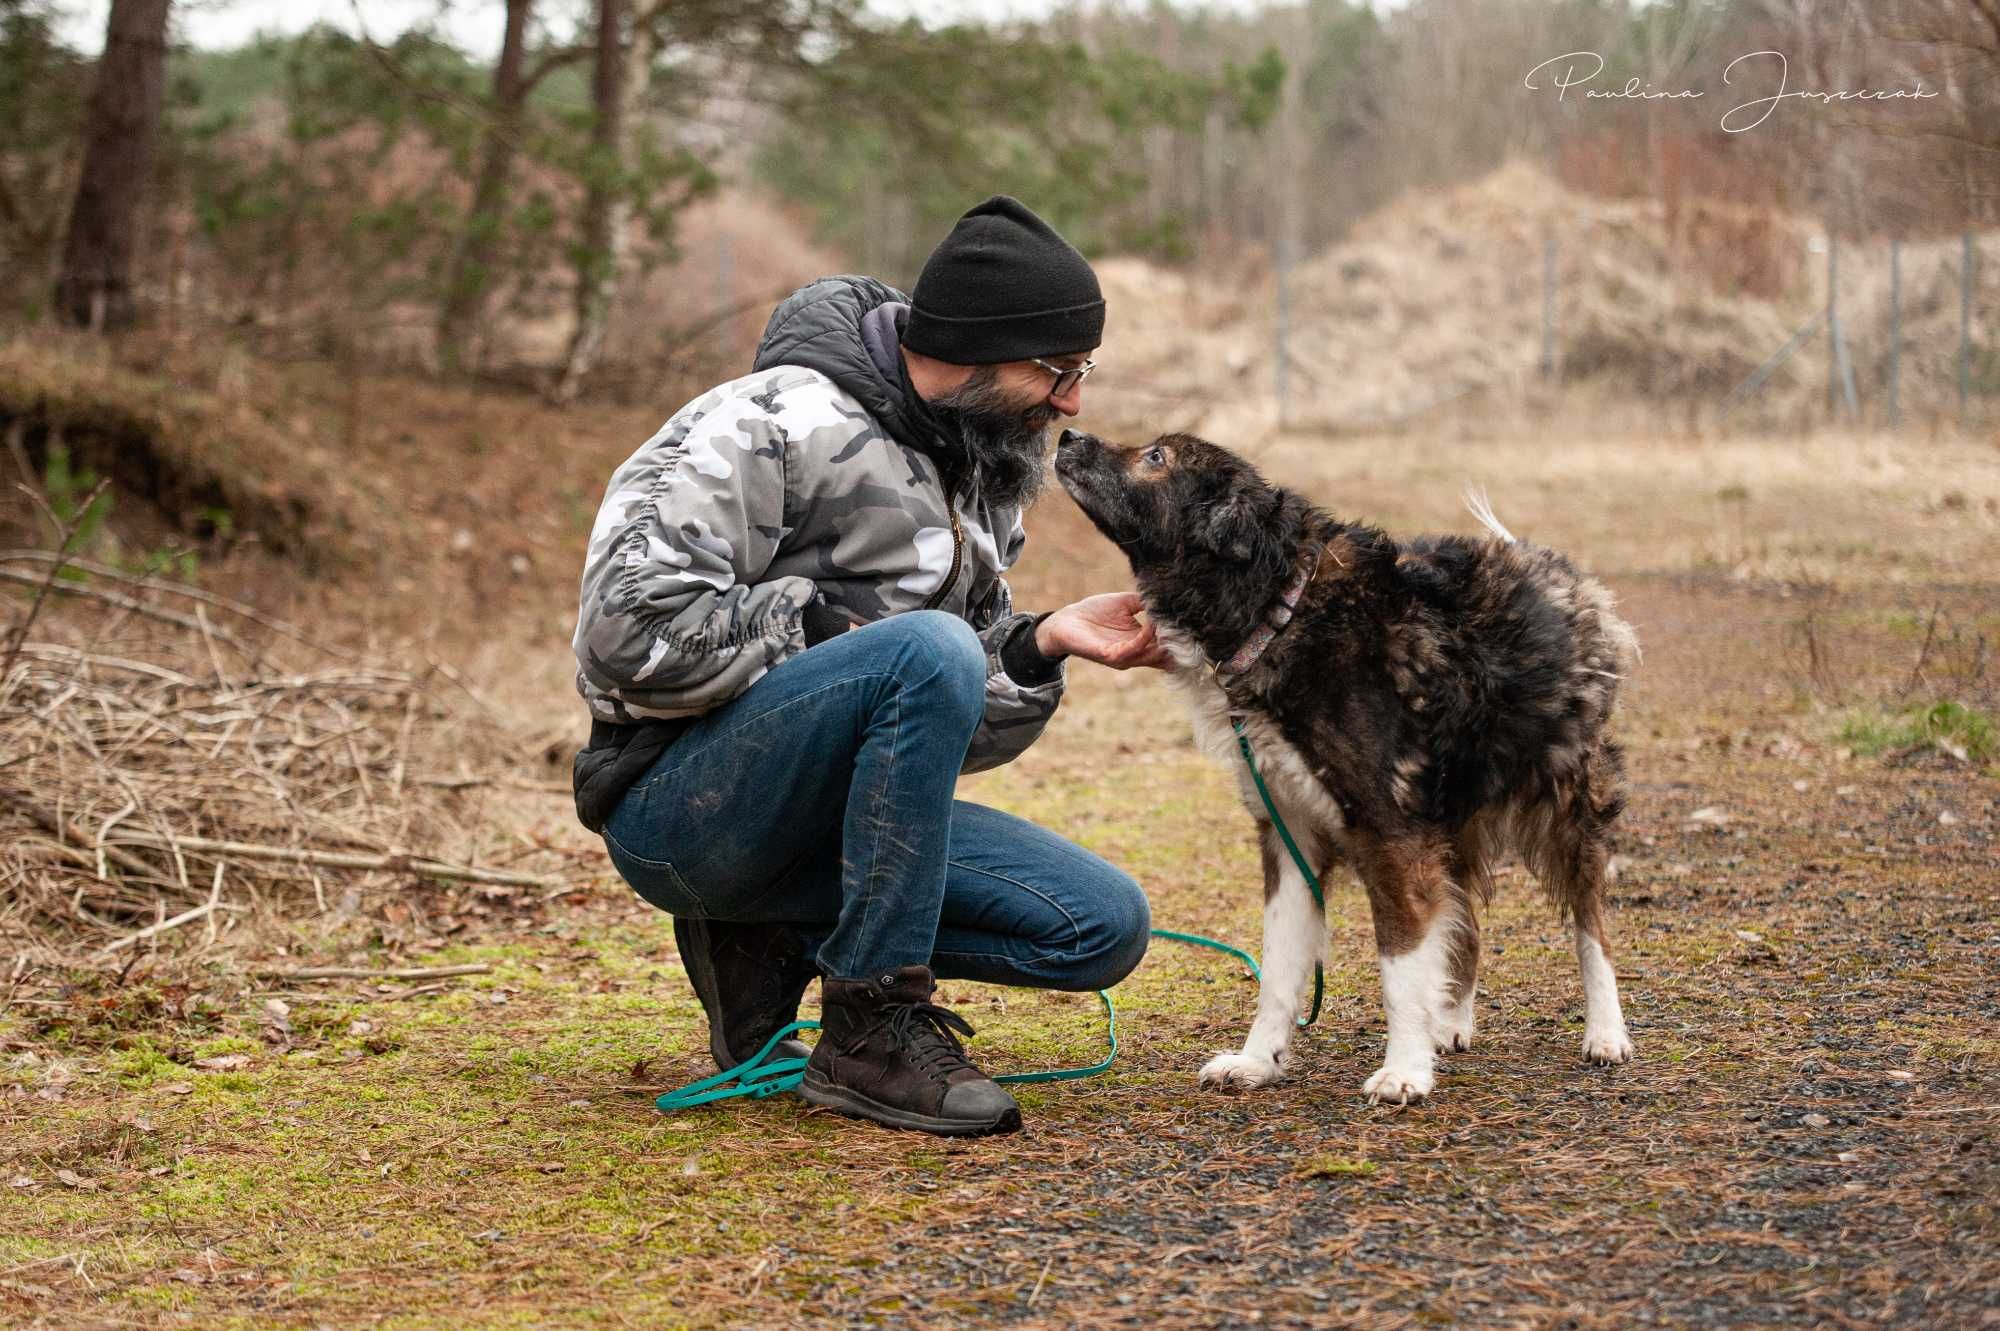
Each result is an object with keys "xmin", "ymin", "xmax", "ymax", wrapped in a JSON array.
[{"xmin": 3, "ymin": 0, "xmax": 1996, "ymax": 418}]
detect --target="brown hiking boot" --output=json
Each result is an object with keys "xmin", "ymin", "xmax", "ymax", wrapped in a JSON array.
[
  {"xmin": 798, "ymin": 965, "xmax": 1021, "ymax": 1137},
  {"xmin": 673, "ymin": 916, "xmax": 816, "ymax": 1071}
]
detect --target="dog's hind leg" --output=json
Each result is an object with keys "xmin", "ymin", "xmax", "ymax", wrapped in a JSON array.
[
  {"xmin": 1435, "ymin": 887, "xmax": 1479, "ymax": 1054},
  {"xmin": 1522, "ymin": 745, "xmax": 1635, "ymax": 1066},
  {"xmin": 1573, "ymin": 895, "xmax": 1633, "ymax": 1065},
  {"xmin": 1350, "ymin": 829, "xmax": 1466, "ymax": 1104},
  {"xmin": 1199, "ymin": 823, "xmax": 1323, "ymax": 1091}
]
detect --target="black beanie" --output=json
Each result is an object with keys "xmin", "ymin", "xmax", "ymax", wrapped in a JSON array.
[{"xmin": 902, "ymin": 196, "xmax": 1105, "ymax": 365}]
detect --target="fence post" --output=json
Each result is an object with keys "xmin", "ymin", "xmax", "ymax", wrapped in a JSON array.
[
  {"xmin": 1888, "ymin": 238, "xmax": 1901, "ymax": 430},
  {"xmin": 1275, "ymin": 231, "xmax": 1291, "ymax": 429},
  {"xmin": 1824, "ymin": 234, "xmax": 1860, "ymax": 422},
  {"xmin": 1540, "ymin": 234, "xmax": 1558, "ymax": 379},
  {"xmin": 717, "ymin": 231, "xmax": 735, "ymax": 364},
  {"xmin": 1826, "ymin": 233, "xmax": 1838, "ymax": 420},
  {"xmin": 1836, "ymin": 300, "xmax": 1860, "ymax": 422},
  {"xmin": 1963, "ymin": 230, "xmax": 1977, "ymax": 427}
]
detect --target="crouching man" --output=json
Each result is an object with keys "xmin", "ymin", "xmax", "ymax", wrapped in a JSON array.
[{"xmin": 571, "ymin": 197, "xmax": 1166, "ymax": 1137}]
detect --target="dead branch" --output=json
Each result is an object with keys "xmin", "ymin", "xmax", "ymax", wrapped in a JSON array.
[
  {"xmin": 254, "ymin": 963, "xmax": 492, "ymax": 981},
  {"xmin": 1, "ymin": 479, "xmax": 112, "ymax": 683},
  {"xmin": 0, "ymin": 566, "xmax": 262, "ymax": 667},
  {"xmin": 93, "ymin": 863, "xmax": 229, "ymax": 958},
  {"xmin": 99, "ymin": 832, "xmax": 554, "ymax": 888},
  {"xmin": 17, "ymin": 800, "xmax": 162, "ymax": 881},
  {"xmin": 0, "ymin": 550, "xmax": 367, "ymax": 663}
]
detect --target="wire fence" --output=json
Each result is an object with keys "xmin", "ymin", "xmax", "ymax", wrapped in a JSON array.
[{"xmin": 1260, "ymin": 219, "xmax": 1993, "ymax": 436}]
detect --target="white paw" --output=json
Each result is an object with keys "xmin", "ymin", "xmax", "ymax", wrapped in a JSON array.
[
  {"xmin": 1362, "ymin": 1058, "xmax": 1435, "ymax": 1105},
  {"xmin": 1582, "ymin": 1026, "xmax": 1634, "ymax": 1065},
  {"xmin": 1433, "ymin": 1003, "xmax": 1476, "ymax": 1054},
  {"xmin": 1198, "ymin": 1050, "xmax": 1285, "ymax": 1091}
]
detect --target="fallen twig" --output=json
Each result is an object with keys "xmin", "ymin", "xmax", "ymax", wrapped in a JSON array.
[
  {"xmin": 99, "ymin": 832, "xmax": 553, "ymax": 888},
  {"xmin": 19, "ymin": 801, "xmax": 161, "ymax": 881},
  {"xmin": 0, "ymin": 565, "xmax": 262, "ymax": 666},
  {"xmin": 0, "ymin": 549, "xmax": 365, "ymax": 663},
  {"xmin": 1, "ymin": 478, "xmax": 111, "ymax": 685},
  {"xmin": 414, "ymin": 774, "xmax": 573, "ymax": 794},
  {"xmin": 9, "ymin": 643, "xmax": 199, "ymax": 685},
  {"xmin": 255, "ymin": 964, "xmax": 492, "ymax": 981},
  {"xmin": 93, "ymin": 863, "xmax": 229, "ymax": 958}
]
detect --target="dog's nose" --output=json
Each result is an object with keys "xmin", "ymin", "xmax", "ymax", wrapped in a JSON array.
[{"xmin": 1058, "ymin": 428, "xmax": 1092, "ymax": 451}]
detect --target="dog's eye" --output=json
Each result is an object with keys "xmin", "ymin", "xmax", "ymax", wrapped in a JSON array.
[{"xmin": 1143, "ymin": 446, "xmax": 1166, "ymax": 467}]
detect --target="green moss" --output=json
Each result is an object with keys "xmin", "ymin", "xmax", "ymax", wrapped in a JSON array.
[
  {"xmin": 1838, "ymin": 699, "xmax": 1996, "ymax": 763},
  {"xmin": 1296, "ymin": 1154, "xmax": 1378, "ymax": 1179},
  {"xmin": 109, "ymin": 1039, "xmax": 184, "ymax": 1087}
]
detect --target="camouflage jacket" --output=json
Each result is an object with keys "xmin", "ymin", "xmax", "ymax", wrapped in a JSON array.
[{"xmin": 572, "ymin": 275, "xmax": 1065, "ymax": 778}]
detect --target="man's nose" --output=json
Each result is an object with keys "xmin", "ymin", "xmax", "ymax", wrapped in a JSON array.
[{"xmin": 1048, "ymin": 381, "xmax": 1084, "ymax": 417}]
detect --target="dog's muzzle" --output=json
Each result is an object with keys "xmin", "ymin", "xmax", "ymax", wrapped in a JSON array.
[{"xmin": 1055, "ymin": 428, "xmax": 1099, "ymax": 474}]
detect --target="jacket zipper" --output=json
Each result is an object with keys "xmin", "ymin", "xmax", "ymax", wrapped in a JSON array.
[{"xmin": 921, "ymin": 490, "xmax": 965, "ymax": 611}]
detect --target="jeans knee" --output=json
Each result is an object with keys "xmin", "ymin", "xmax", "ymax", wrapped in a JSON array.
[
  {"xmin": 888, "ymin": 610, "xmax": 986, "ymax": 725},
  {"xmin": 1061, "ymin": 870, "xmax": 1152, "ymax": 991}
]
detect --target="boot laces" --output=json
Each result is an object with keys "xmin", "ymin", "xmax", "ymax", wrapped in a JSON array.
[{"xmin": 880, "ymin": 1002, "xmax": 978, "ymax": 1080}]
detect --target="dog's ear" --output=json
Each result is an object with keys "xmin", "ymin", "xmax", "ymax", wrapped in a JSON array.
[{"xmin": 1202, "ymin": 494, "xmax": 1266, "ymax": 562}]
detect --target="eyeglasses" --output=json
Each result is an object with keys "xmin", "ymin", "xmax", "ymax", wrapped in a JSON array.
[{"xmin": 1029, "ymin": 357, "xmax": 1097, "ymax": 398}]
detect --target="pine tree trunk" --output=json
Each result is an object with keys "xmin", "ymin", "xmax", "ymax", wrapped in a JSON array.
[
  {"xmin": 554, "ymin": 0, "xmax": 651, "ymax": 405},
  {"xmin": 53, "ymin": 0, "xmax": 171, "ymax": 331},
  {"xmin": 436, "ymin": 0, "xmax": 533, "ymax": 376}
]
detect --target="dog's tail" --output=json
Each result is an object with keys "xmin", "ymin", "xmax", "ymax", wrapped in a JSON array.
[{"xmin": 1463, "ymin": 486, "xmax": 1516, "ymax": 543}]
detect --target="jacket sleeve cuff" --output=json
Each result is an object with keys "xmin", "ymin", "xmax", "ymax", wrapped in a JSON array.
[
  {"xmin": 801, "ymin": 594, "xmax": 851, "ymax": 647},
  {"xmin": 998, "ymin": 611, "xmax": 1064, "ymax": 686}
]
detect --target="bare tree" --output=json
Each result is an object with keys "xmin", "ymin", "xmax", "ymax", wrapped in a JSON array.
[
  {"xmin": 434, "ymin": 0, "xmax": 594, "ymax": 375},
  {"xmin": 53, "ymin": 0, "xmax": 171, "ymax": 330},
  {"xmin": 553, "ymin": 0, "xmax": 653, "ymax": 405},
  {"xmin": 434, "ymin": 0, "xmax": 531, "ymax": 375}
]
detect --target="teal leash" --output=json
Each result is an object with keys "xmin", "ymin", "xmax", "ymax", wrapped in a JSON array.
[
  {"xmin": 655, "ymin": 727, "xmax": 1326, "ymax": 1115},
  {"xmin": 1230, "ymin": 718, "xmax": 1327, "ymax": 1028},
  {"xmin": 656, "ymin": 991, "xmax": 1120, "ymax": 1113}
]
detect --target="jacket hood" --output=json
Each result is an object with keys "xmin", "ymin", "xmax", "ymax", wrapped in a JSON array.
[{"xmin": 754, "ymin": 276, "xmax": 959, "ymax": 473}]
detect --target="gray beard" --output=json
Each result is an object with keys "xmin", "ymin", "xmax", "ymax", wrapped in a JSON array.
[{"xmin": 926, "ymin": 366, "xmax": 1058, "ymax": 510}]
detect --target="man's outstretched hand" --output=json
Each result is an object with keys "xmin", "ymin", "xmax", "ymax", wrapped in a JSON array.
[{"xmin": 1035, "ymin": 591, "xmax": 1173, "ymax": 671}]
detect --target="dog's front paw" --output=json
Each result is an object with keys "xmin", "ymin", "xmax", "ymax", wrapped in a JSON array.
[
  {"xmin": 1362, "ymin": 1057, "xmax": 1434, "ymax": 1105},
  {"xmin": 1582, "ymin": 1025, "xmax": 1634, "ymax": 1065},
  {"xmin": 1199, "ymin": 1050, "xmax": 1284, "ymax": 1091}
]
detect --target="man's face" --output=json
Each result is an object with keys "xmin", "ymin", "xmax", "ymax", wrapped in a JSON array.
[
  {"xmin": 992, "ymin": 352, "xmax": 1091, "ymax": 421},
  {"xmin": 926, "ymin": 352, "xmax": 1094, "ymax": 510}
]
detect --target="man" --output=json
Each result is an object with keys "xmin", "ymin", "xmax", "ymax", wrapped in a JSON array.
[{"xmin": 571, "ymin": 196, "xmax": 1163, "ymax": 1138}]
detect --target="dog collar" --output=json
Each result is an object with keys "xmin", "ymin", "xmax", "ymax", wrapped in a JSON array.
[{"xmin": 1213, "ymin": 545, "xmax": 1321, "ymax": 678}]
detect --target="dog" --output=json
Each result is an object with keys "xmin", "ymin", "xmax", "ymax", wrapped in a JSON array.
[{"xmin": 1054, "ymin": 428, "xmax": 1638, "ymax": 1103}]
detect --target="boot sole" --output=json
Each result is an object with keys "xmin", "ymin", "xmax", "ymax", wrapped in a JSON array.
[{"xmin": 797, "ymin": 1070, "xmax": 1022, "ymax": 1138}]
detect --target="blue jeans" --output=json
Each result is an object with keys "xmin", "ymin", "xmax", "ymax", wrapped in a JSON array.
[{"xmin": 601, "ymin": 611, "xmax": 1151, "ymax": 989}]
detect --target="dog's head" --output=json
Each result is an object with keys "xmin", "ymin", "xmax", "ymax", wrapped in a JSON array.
[{"xmin": 1054, "ymin": 429, "xmax": 1306, "ymax": 591}]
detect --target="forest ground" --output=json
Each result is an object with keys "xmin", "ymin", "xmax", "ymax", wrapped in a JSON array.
[{"xmin": 2, "ymin": 346, "xmax": 1995, "ymax": 1329}]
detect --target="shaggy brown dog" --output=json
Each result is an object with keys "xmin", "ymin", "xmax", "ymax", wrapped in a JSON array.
[{"xmin": 1055, "ymin": 428, "xmax": 1638, "ymax": 1103}]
